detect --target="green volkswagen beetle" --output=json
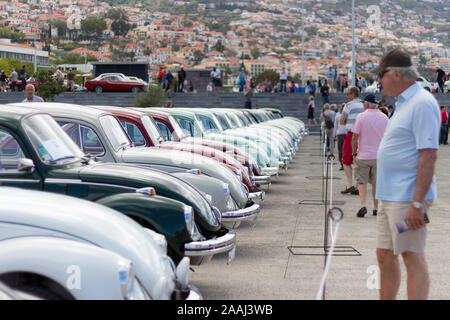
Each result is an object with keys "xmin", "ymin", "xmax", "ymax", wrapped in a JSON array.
[{"xmin": 0, "ymin": 105, "xmax": 236, "ymax": 265}]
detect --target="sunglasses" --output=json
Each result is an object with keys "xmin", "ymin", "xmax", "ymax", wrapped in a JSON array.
[{"xmin": 377, "ymin": 69, "xmax": 391, "ymax": 80}]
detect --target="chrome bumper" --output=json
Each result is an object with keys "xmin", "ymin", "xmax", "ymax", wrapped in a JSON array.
[
  {"xmin": 185, "ymin": 285, "xmax": 203, "ymax": 300},
  {"xmin": 248, "ymin": 191, "xmax": 265, "ymax": 201},
  {"xmin": 261, "ymin": 166, "xmax": 279, "ymax": 176},
  {"xmin": 185, "ymin": 230, "xmax": 236, "ymax": 264},
  {"xmin": 252, "ymin": 175, "xmax": 271, "ymax": 185},
  {"xmin": 222, "ymin": 203, "xmax": 260, "ymax": 229}
]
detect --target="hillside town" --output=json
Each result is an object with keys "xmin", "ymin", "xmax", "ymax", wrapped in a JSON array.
[{"xmin": 0, "ymin": 0, "xmax": 449, "ymax": 87}]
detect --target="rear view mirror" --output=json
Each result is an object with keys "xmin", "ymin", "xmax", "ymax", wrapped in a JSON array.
[{"xmin": 17, "ymin": 158, "xmax": 35, "ymax": 173}]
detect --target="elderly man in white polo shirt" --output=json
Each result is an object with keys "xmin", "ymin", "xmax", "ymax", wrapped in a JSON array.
[{"xmin": 372, "ymin": 48, "xmax": 440, "ymax": 300}]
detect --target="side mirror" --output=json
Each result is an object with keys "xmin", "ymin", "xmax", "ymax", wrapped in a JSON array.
[{"xmin": 17, "ymin": 158, "xmax": 35, "ymax": 173}]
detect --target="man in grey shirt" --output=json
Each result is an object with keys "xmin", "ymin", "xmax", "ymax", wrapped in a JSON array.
[{"xmin": 340, "ymin": 86, "xmax": 364, "ymax": 194}]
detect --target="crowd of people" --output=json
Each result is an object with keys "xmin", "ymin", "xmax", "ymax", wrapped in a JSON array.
[{"xmin": 315, "ymin": 48, "xmax": 447, "ymax": 300}]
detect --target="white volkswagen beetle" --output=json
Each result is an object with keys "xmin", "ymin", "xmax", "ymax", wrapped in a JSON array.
[{"xmin": 0, "ymin": 187, "xmax": 201, "ymax": 300}]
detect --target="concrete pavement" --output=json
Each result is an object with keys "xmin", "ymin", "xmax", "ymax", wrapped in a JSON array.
[{"xmin": 189, "ymin": 134, "xmax": 450, "ymax": 300}]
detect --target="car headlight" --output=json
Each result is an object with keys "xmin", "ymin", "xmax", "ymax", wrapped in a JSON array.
[
  {"xmin": 184, "ymin": 205, "xmax": 195, "ymax": 237},
  {"xmin": 118, "ymin": 259, "xmax": 135, "ymax": 300},
  {"xmin": 212, "ymin": 206, "xmax": 222, "ymax": 224},
  {"xmin": 236, "ymin": 169, "xmax": 242, "ymax": 182}
]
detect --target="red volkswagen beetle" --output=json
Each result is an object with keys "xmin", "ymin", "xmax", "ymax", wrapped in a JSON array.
[{"xmin": 85, "ymin": 74, "xmax": 145, "ymax": 93}]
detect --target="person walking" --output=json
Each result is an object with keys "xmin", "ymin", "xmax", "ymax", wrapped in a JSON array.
[
  {"xmin": 0, "ymin": 71, "xmax": 6, "ymax": 92},
  {"xmin": 340, "ymin": 86, "xmax": 364, "ymax": 195},
  {"xmin": 439, "ymin": 106, "xmax": 448, "ymax": 145},
  {"xmin": 436, "ymin": 67, "xmax": 446, "ymax": 93},
  {"xmin": 165, "ymin": 70, "xmax": 174, "ymax": 92},
  {"xmin": 67, "ymin": 68, "xmax": 75, "ymax": 92},
  {"xmin": 9, "ymin": 69, "xmax": 18, "ymax": 92},
  {"xmin": 157, "ymin": 67, "xmax": 165, "ymax": 87},
  {"xmin": 306, "ymin": 95, "xmax": 317, "ymax": 126},
  {"xmin": 22, "ymin": 84, "xmax": 44, "ymax": 102},
  {"xmin": 238, "ymin": 68, "xmax": 246, "ymax": 92},
  {"xmin": 351, "ymin": 94, "xmax": 388, "ymax": 218},
  {"xmin": 280, "ymin": 67, "xmax": 288, "ymax": 93},
  {"xmin": 321, "ymin": 104, "xmax": 335, "ymax": 154},
  {"xmin": 320, "ymin": 80, "xmax": 330, "ymax": 105},
  {"xmin": 334, "ymin": 104, "xmax": 347, "ymax": 170},
  {"xmin": 177, "ymin": 67, "xmax": 186, "ymax": 92},
  {"xmin": 244, "ymin": 86, "xmax": 253, "ymax": 109},
  {"xmin": 371, "ymin": 47, "xmax": 440, "ymax": 300},
  {"xmin": 19, "ymin": 65, "xmax": 26, "ymax": 91}
]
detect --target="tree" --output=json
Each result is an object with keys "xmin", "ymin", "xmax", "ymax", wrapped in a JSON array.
[
  {"xmin": 35, "ymin": 69, "xmax": 65, "ymax": 101},
  {"xmin": 52, "ymin": 21, "xmax": 68, "ymax": 38},
  {"xmin": 63, "ymin": 53, "xmax": 85, "ymax": 64},
  {"xmin": 193, "ymin": 50, "xmax": 205, "ymax": 65},
  {"xmin": 213, "ymin": 39, "xmax": 225, "ymax": 52},
  {"xmin": 111, "ymin": 19, "xmax": 131, "ymax": 37},
  {"xmin": 134, "ymin": 86, "xmax": 167, "ymax": 108},
  {"xmin": 81, "ymin": 18, "xmax": 107, "ymax": 37},
  {"xmin": 105, "ymin": 8, "xmax": 128, "ymax": 21},
  {"xmin": 255, "ymin": 69, "xmax": 280, "ymax": 86},
  {"xmin": 250, "ymin": 47, "xmax": 261, "ymax": 59}
]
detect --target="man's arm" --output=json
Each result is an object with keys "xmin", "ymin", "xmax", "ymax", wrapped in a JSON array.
[
  {"xmin": 351, "ymin": 133, "xmax": 359, "ymax": 156},
  {"xmin": 340, "ymin": 110, "xmax": 347, "ymax": 125},
  {"xmin": 407, "ymin": 148, "xmax": 438, "ymax": 230}
]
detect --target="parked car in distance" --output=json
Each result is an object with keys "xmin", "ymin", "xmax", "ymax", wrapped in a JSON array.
[
  {"xmin": 85, "ymin": 74, "xmax": 145, "ymax": 93},
  {"xmin": 0, "ymin": 187, "xmax": 200, "ymax": 300},
  {"xmin": 8, "ymin": 77, "xmax": 38, "ymax": 91},
  {"xmin": 363, "ymin": 81, "xmax": 380, "ymax": 93},
  {"xmin": 417, "ymin": 76, "xmax": 432, "ymax": 92},
  {"xmin": 443, "ymin": 79, "xmax": 450, "ymax": 93},
  {"xmin": 127, "ymin": 76, "xmax": 149, "ymax": 87}
]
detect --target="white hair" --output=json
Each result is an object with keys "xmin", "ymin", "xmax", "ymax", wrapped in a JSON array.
[{"xmin": 389, "ymin": 66, "xmax": 419, "ymax": 82}]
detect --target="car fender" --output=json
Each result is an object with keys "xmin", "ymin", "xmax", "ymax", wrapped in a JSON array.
[
  {"xmin": 0, "ymin": 237, "xmax": 132, "ymax": 300},
  {"xmin": 96, "ymin": 192, "xmax": 192, "ymax": 259}
]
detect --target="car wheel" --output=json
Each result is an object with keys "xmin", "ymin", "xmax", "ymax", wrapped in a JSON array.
[
  {"xmin": 425, "ymin": 87, "xmax": 431, "ymax": 92},
  {"xmin": 95, "ymin": 86, "xmax": 103, "ymax": 93},
  {"xmin": 131, "ymin": 86, "xmax": 140, "ymax": 93}
]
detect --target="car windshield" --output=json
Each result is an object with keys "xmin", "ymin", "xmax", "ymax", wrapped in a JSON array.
[
  {"xmin": 22, "ymin": 114, "xmax": 84, "ymax": 165},
  {"xmin": 141, "ymin": 115, "xmax": 164, "ymax": 143},
  {"xmin": 196, "ymin": 114, "xmax": 220, "ymax": 133},
  {"xmin": 215, "ymin": 113, "xmax": 231, "ymax": 130},
  {"xmin": 227, "ymin": 114, "xmax": 241, "ymax": 128},
  {"xmin": 99, "ymin": 115, "xmax": 131, "ymax": 151},
  {"xmin": 235, "ymin": 113, "xmax": 248, "ymax": 126}
]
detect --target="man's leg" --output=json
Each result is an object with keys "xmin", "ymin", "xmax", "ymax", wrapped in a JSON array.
[
  {"xmin": 372, "ymin": 183, "xmax": 378, "ymax": 210},
  {"xmin": 358, "ymin": 183, "xmax": 367, "ymax": 207},
  {"xmin": 343, "ymin": 164, "xmax": 353, "ymax": 188},
  {"xmin": 402, "ymin": 252, "xmax": 430, "ymax": 300},
  {"xmin": 377, "ymin": 248, "xmax": 401, "ymax": 300}
]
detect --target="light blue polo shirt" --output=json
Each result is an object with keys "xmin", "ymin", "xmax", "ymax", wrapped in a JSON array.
[{"xmin": 376, "ymin": 83, "xmax": 440, "ymax": 202}]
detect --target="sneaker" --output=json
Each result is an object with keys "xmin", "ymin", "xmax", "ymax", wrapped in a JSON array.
[
  {"xmin": 341, "ymin": 186, "xmax": 355, "ymax": 194},
  {"xmin": 351, "ymin": 187, "xmax": 359, "ymax": 195},
  {"xmin": 373, "ymin": 210, "xmax": 378, "ymax": 216},
  {"xmin": 357, "ymin": 207, "xmax": 367, "ymax": 218},
  {"xmin": 339, "ymin": 166, "xmax": 344, "ymax": 171}
]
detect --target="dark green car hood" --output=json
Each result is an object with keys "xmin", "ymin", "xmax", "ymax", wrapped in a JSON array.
[{"xmin": 77, "ymin": 162, "xmax": 220, "ymax": 231}]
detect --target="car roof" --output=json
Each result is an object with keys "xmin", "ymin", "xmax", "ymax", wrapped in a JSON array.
[
  {"xmin": 9, "ymin": 102, "xmax": 112, "ymax": 123},
  {"xmin": 92, "ymin": 105, "xmax": 146, "ymax": 117}
]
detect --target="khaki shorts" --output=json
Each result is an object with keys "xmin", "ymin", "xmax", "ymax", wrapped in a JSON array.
[
  {"xmin": 354, "ymin": 158, "xmax": 377, "ymax": 185},
  {"xmin": 376, "ymin": 200, "xmax": 433, "ymax": 255}
]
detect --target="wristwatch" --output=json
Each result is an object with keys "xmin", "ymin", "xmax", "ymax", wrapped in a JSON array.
[{"xmin": 412, "ymin": 201, "xmax": 423, "ymax": 209}]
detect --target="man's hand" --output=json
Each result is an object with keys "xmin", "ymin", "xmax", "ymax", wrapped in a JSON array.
[{"xmin": 406, "ymin": 205, "xmax": 426, "ymax": 231}]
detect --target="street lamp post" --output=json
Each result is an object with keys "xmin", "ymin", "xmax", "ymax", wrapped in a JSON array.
[
  {"xmin": 301, "ymin": 1, "xmax": 305, "ymax": 91},
  {"xmin": 351, "ymin": 0, "xmax": 356, "ymax": 86}
]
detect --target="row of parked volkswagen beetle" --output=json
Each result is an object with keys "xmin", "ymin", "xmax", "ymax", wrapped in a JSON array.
[{"xmin": 0, "ymin": 103, "xmax": 306, "ymax": 300}]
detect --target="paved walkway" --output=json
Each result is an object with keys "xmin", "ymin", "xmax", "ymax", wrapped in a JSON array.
[{"xmin": 190, "ymin": 134, "xmax": 450, "ymax": 300}]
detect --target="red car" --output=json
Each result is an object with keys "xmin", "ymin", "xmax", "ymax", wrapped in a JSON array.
[
  {"xmin": 8, "ymin": 77, "xmax": 38, "ymax": 91},
  {"xmin": 90, "ymin": 105, "xmax": 262, "ymax": 193},
  {"xmin": 85, "ymin": 74, "xmax": 145, "ymax": 93}
]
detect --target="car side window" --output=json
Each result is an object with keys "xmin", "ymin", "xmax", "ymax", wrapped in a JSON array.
[
  {"xmin": 178, "ymin": 118, "xmax": 195, "ymax": 136},
  {"xmin": 0, "ymin": 130, "xmax": 26, "ymax": 172},
  {"xmin": 198, "ymin": 115, "xmax": 216, "ymax": 131},
  {"xmin": 58, "ymin": 122, "xmax": 105, "ymax": 156},
  {"xmin": 155, "ymin": 121, "xmax": 173, "ymax": 141},
  {"xmin": 121, "ymin": 121, "xmax": 146, "ymax": 147}
]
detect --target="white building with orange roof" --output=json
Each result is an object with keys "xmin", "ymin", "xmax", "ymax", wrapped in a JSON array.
[{"xmin": 0, "ymin": 42, "xmax": 49, "ymax": 66}]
